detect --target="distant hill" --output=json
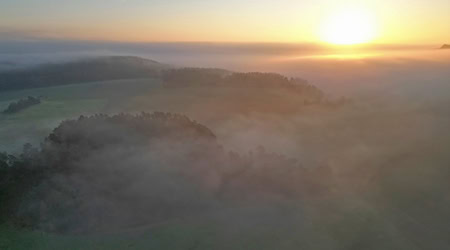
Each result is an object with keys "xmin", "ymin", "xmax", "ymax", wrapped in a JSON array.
[
  {"xmin": 162, "ymin": 68, "xmax": 326, "ymax": 103},
  {"xmin": 440, "ymin": 44, "xmax": 450, "ymax": 49},
  {"xmin": 0, "ymin": 61, "xmax": 19, "ymax": 72},
  {"xmin": 0, "ymin": 56, "xmax": 170, "ymax": 92}
]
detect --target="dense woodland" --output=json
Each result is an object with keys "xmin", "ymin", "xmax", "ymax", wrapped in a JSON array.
[
  {"xmin": 162, "ymin": 68, "xmax": 325, "ymax": 102},
  {"xmin": 0, "ymin": 112, "xmax": 332, "ymax": 233},
  {"xmin": 0, "ymin": 57, "xmax": 164, "ymax": 91}
]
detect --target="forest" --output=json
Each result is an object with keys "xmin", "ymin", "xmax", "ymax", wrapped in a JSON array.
[
  {"xmin": 0, "ymin": 112, "xmax": 331, "ymax": 233},
  {"xmin": 0, "ymin": 57, "xmax": 165, "ymax": 91}
]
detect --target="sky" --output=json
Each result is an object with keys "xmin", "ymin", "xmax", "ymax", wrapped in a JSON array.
[{"xmin": 0, "ymin": 0, "xmax": 449, "ymax": 44}]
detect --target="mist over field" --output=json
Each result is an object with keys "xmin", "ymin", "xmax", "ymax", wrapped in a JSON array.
[
  {"xmin": 1, "ymin": 41, "xmax": 450, "ymax": 249},
  {"xmin": 2, "ymin": 41, "xmax": 448, "ymax": 93}
]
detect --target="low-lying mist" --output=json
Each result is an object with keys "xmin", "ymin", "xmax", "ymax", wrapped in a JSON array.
[{"xmin": 1, "ymin": 41, "xmax": 450, "ymax": 249}]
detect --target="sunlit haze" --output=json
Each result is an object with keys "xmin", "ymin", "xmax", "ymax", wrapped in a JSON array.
[
  {"xmin": 1, "ymin": 1, "xmax": 450, "ymax": 249},
  {"xmin": 1, "ymin": 0, "xmax": 449, "ymax": 44},
  {"xmin": 320, "ymin": 6, "xmax": 377, "ymax": 45}
]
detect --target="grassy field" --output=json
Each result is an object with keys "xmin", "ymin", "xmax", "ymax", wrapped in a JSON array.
[
  {"xmin": 0, "ymin": 204, "xmax": 310, "ymax": 250},
  {"xmin": 0, "ymin": 78, "xmax": 161, "ymax": 152},
  {"xmin": 0, "ymin": 199, "xmax": 431, "ymax": 250},
  {"xmin": 0, "ymin": 78, "xmax": 321, "ymax": 152}
]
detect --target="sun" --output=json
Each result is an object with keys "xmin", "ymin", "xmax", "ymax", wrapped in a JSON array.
[{"xmin": 320, "ymin": 7, "xmax": 377, "ymax": 45}]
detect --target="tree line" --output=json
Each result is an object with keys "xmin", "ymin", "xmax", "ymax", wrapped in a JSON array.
[
  {"xmin": 0, "ymin": 56, "xmax": 163, "ymax": 92},
  {"xmin": 2, "ymin": 96, "xmax": 41, "ymax": 114},
  {"xmin": 162, "ymin": 68, "xmax": 326, "ymax": 102}
]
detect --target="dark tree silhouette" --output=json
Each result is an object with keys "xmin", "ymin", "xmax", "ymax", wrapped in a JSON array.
[
  {"xmin": 2, "ymin": 96, "xmax": 41, "ymax": 114},
  {"xmin": 0, "ymin": 56, "xmax": 165, "ymax": 92},
  {"xmin": 0, "ymin": 112, "xmax": 331, "ymax": 233},
  {"xmin": 162, "ymin": 68, "xmax": 326, "ymax": 103}
]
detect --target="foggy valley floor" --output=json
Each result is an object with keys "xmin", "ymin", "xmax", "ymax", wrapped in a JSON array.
[{"xmin": 0, "ymin": 52, "xmax": 449, "ymax": 249}]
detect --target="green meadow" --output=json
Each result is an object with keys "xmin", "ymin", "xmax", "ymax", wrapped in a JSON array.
[{"xmin": 0, "ymin": 78, "xmax": 161, "ymax": 152}]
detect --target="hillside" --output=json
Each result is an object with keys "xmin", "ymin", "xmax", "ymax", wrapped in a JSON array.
[
  {"xmin": 0, "ymin": 56, "xmax": 169, "ymax": 92},
  {"xmin": 162, "ymin": 68, "xmax": 327, "ymax": 103},
  {"xmin": 441, "ymin": 44, "xmax": 450, "ymax": 49},
  {"xmin": 0, "ymin": 113, "xmax": 312, "ymax": 233}
]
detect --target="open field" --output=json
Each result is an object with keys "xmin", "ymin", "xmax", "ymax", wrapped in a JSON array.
[
  {"xmin": 0, "ymin": 202, "xmax": 434, "ymax": 250},
  {"xmin": 0, "ymin": 78, "xmax": 160, "ymax": 152}
]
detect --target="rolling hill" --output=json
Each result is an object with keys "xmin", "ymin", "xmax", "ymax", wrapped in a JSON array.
[{"xmin": 0, "ymin": 56, "xmax": 170, "ymax": 92}]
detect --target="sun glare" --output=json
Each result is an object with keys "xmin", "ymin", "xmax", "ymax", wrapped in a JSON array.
[{"xmin": 320, "ymin": 7, "xmax": 377, "ymax": 45}]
